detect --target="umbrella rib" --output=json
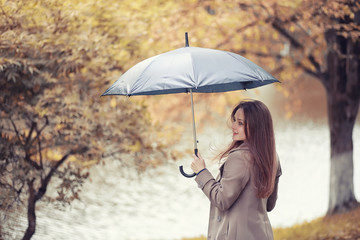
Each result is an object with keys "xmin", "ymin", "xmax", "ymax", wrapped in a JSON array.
[
  {"xmin": 188, "ymin": 48, "xmax": 197, "ymax": 89},
  {"xmin": 130, "ymin": 54, "xmax": 166, "ymax": 94},
  {"xmin": 225, "ymin": 52, "xmax": 265, "ymax": 81}
]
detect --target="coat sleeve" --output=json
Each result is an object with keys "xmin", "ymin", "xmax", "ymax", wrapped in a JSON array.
[
  {"xmin": 195, "ymin": 150, "xmax": 251, "ymax": 211},
  {"xmin": 267, "ymin": 157, "xmax": 282, "ymax": 212}
]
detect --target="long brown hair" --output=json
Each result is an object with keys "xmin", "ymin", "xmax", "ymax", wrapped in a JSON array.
[{"xmin": 218, "ymin": 99, "xmax": 276, "ymax": 198}]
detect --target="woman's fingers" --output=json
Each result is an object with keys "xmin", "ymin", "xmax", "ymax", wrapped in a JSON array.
[{"xmin": 191, "ymin": 153, "xmax": 206, "ymax": 173}]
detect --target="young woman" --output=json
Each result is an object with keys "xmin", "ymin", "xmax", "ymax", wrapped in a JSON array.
[{"xmin": 191, "ymin": 99, "xmax": 282, "ymax": 240}]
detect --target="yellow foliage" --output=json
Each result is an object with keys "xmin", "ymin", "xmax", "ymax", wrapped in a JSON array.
[
  {"xmin": 272, "ymin": 32, "xmax": 279, "ymax": 40},
  {"xmin": 126, "ymin": 140, "xmax": 142, "ymax": 152},
  {"xmin": 182, "ymin": 237, "xmax": 206, "ymax": 240},
  {"xmin": 285, "ymin": 111, "xmax": 293, "ymax": 119},
  {"xmin": 110, "ymin": 98, "xmax": 117, "ymax": 108},
  {"xmin": 80, "ymin": 159, "xmax": 98, "ymax": 168},
  {"xmin": 182, "ymin": 207, "xmax": 360, "ymax": 240},
  {"xmin": 38, "ymin": 108, "xmax": 48, "ymax": 117},
  {"xmin": 45, "ymin": 149, "xmax": 63, "ymax": 161},
  {"xmin": 55, "ymin": 123, "xmax": 64, "ymax": 131},
  {"xmin": 277, "ymin": 0, "xmax": 303, "ymax": 8},
  {"xmin": 290, "ymin": 25, "xmax": 296, "ymax": 32},
  {"xmin": 274, "ymin": 207, "xmax": 360, "ymax": 240},
  {"xmin": 67, "ymin": 155, "xmax": 77, "ymax": 162},
  {"xmin": 283, "ymin": 90, "xmax": 290, "ymax": 98}
]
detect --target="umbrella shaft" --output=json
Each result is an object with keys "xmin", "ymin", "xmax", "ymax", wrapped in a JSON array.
[{"xmin": 190, "ymin": 89, "xmax": 198, "ymax": 151}]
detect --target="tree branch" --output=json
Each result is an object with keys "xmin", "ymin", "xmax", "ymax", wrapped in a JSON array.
[
  {"xmin": 308, "ymin": 54, "xmax": 322, "ymax": 74},
  {"xmin": 35, "ymin": 118, "xmax": 49, "ymax": 169},
  {"xmin": 0, "ymin": 181, "xmax": 22, "ymax": 197},
  {"xmin": 37, "ymin": 132, "xmax": 43, "ymax": 169},
  {"xmin": 24, "ymin": 153, "xmax": 42, "ymax": 170},
  {"xmin": 35, "ymin": 146, "xmax": 88, "ymax": 201},
  {"xmin": 23, "ymin": 117, "xmax": 50, "ymax": 171},
  {"xmin": 25, "ymin": 122, "xmax": 36, "ymax": 147},
  {"xmin": 231, "ymin": 49, "xmax": 284, "ymax": 59},
  {"xmin": 9, "ymin": 118, "xmax": 41, "ymax": 170},
  {"xmin": 28, "ymin": 116, "xmax": 49, "ymax": 148},
  {"xmin": 9, "ymin": 118, "xmax": 24, "ymax": 146},
  {"xmin": 295, "ymin": 61, "xmax": 322, "ymax": 80},
  {"xmin": 35, "ymin": 153, "xmax": 68, "ymax": 201},
  {"xmin": 271, "ymin": 17, "xmax": 304, "ymax": 49}
]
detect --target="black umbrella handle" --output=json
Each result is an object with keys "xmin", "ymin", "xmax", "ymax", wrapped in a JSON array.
[
  {"xmin": 179, "ymin": 166, "xmax": 196, "ymax": 178},
  {"xmin": 179, "ymin": 148, "xmax": 197, "ymax": 178}
]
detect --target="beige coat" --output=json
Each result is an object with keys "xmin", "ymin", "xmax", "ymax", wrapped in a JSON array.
[{"xmin": 195, "ymin": 143, "xmax": 282, "ymax": 240}]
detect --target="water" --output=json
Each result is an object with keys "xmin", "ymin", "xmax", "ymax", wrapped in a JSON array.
[{"xmin": 5, "ymin": 122, "xmax": 360, "ymax": 240}]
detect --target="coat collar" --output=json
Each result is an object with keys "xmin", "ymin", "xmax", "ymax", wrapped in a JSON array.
[
  {"xmin": 218, "ymin": 142, "xmax": 251, "ymax": 173},
  {"xmin": 229, "ymin": 141, "xmax": 250, "ymax": 154}
]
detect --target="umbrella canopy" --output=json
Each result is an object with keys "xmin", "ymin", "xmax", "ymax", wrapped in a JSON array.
[
  {"xmin": 101, "ymin": 46, "xmax": 278, "ymax": 97},
  {"xmin": 102, "ymin": 33, "xmax": 279, "ymax": 177}
]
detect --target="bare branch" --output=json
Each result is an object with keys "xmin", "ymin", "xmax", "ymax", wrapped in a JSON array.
[
  {"xmin": 25, "ymin": 122, "xmax": 36, "ymax": 147},
  {"xmin": 231, "ymin": 49, "xmax": 284, "ymax": 59},
  {"xmin": 271, "ymin": 18, "xmax": 304, "ymax": 49},
  {"xmin": 35, "ymin": 117, "xmax": 48, "ymax": 169},
  {"xmin": 0, "ymin": 179, "xmax": 24, "ymax": 204},
  {"xmin": 36, "ymin": 146, "xmax": 88, "ymax": 201},
  {"xmin": 295, "ymin": 61, "xmax": 321, "ymax": 79},
  {"xmin": 9, "ymin": 118, "xmax": 24, "ymax": 146},
  {"xmin": 24, "ymin": 153, "xmax": 42, "ymax": 170},
  {"xmin": 28, "ymin": 116, "xmax": 49, "ymax": 148},
  {"xmin": 10, "ymin": 119, "xmax": 43, "ymax": 170},
  {"xmin": 308, "ymin": 54, "xmax": 322, "ymax": 74},
  {"xmin": 37, "ymin": 134, "xmax": 43, "ymax": 169},
  {"xmin": 35, "ymin": 152, "xmax": 70, "ymax": 201},
  {"xmin": 257, "ymin": 1, "xmax": 272, "ymax": 16}
]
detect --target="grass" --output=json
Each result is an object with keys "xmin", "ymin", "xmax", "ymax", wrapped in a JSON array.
[{"xmin": 181, "ymin": 207, "xmax": 360, "ymax": 240}]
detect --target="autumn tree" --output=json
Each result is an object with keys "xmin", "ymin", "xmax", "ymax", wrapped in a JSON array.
[
  {"xmin": 175, "ymin": 0, "xmax": 359, "ymax": 215},
  {"xmin": 0, "ymin": 0, "xmax": 174, "ymax": 239},
  {"xmin": 243, "ymin": 0, "xmax": 360, "ymax": 215}
]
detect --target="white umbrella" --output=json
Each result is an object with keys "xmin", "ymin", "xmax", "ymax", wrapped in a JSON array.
[{"xmin": 102, "ymin": 33, "xmax": 279, "ymax": 177}]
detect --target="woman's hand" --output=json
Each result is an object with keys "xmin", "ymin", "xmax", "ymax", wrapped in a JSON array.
[{"xmin": 191, "ymin": 152, "xmax": 206, "ymax": 174}]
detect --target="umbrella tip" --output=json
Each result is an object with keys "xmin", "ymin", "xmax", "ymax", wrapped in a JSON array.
[{"xmin": 185, "ymin": 32, "xmax": 189, "ymax": 47}]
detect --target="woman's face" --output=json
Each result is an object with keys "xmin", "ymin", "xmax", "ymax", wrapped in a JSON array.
[{"xmin": 231, "ymin": 108, "xmax": 247, "ymax": 141}]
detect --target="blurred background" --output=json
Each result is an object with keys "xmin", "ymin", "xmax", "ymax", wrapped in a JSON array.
[{"xmin": 1, "ymin": 0, "xmax": 359, "ymax": 239}]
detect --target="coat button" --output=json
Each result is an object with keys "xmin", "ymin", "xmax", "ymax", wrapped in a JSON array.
[{"xmin": 217, "ymin": 216, "xmax": 221, "ymax": 222}]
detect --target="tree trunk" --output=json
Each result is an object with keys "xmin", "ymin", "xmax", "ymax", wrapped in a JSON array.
[
  {"xmin": 325, "ymin": 30, "xmax": 360, "ymax": 215},
  {"xmin": 22, "ymin": 180, "xmax": 37, "ymax": 240}
]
